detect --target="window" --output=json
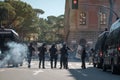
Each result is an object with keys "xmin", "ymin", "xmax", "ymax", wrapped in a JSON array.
[
  {"xmin": 99, "ymin": 7, "xmax": 107, "ymax": 25},
  {"xmin": 79, "ymin": 12, "xmax": 86, "ymax": 25},
  {"xmin": 99, "ymin": 12, "xmax": 107, "ymax": 25}
]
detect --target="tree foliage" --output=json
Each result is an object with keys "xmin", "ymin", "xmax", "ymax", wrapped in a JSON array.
[
  {"xmin": 0, "ymin": 1, "xmax": 15, "ymax": 26},
  {"xmin": 0, "ymin": 0, "xmax": 64, "ymax": 42},
  {"xmin": 38, "ymin": 15, "xmax": 64, "ymax": 43},
  {"xmin": 0, "ymin": 0, "xmax": 41, "ymax": 40}
]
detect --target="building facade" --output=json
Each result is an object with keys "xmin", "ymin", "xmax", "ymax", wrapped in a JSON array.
[{"xmin": 64, "ymin": 0, "xmax": 120, "ymax": 48}]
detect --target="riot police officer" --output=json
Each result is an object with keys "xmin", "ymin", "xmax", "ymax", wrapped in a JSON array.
[
  {"xmin": 49, "ymin": 44, "xmax": 58, "ymax": 69},
  {"xmin": 38, "ymin": 43, "xmax": 47, "ymax": 69},
  {"xmin": 28, "ymin": 42, "xmax": 35, "ymax": 68},
  {"xmin": 81, "ymin": 47, "xmax": 87, "ymax": 69},
  {"xmin": 60, "ymin": 44, "xmax": 70, "ymax": 69}
]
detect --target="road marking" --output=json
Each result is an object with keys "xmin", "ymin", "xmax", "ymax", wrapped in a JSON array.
[
  {"xmin": 76, "ymin": 63, "xmax": 81, "ymax": 66},
  {"xmin": 70, "ymin": 65, "xmax": 75, "ymax": 69},
  {"xmin": 77, "ymin": 70, "xmax": 88, "ymax": 76},
  {"xmin": 33, "ymin": 70, "xmax": 43, "ymax": 75},
  {"xmin": 0, "ymin": 69, "xmax": 5, "ymax": 72},
  {"xmin": 23, "ymin": 62, "xmax": 28, "ymax": 65},
  {"xmin": 31, "ymin": 63, "xmax": 35, "ymax": 65},
  {"xmin": 82, "ymin": 73, "xmax": 87, "ymax": 76},
  {"xmin": 68, "ymin": 63, "xmax": 72, "ymax": 66},
  {"xmin": 77, "ymin": 70, "xmax": 81, "ymax": 73}
]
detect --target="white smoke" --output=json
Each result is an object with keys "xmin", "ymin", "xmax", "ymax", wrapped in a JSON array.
[{"xmin": 0, "ymin": 42, "xmax": 28, "ymax": 67}]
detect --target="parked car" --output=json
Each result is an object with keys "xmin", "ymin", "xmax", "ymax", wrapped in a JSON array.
[{"xmin": 94, "ymin": 31, "xmax": 109, "ymax": 68}]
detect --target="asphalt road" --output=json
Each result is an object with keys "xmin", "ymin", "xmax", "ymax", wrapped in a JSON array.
[{"xmin": 0, "ymin": 59, "xmax": 120, "ymax": 80}]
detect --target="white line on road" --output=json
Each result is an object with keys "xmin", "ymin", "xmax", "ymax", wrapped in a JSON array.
[
  {"xmin": 77, "ymin": 70, "xmax": 88, "ymax": 76},
  {"xmin": 0, "ymin": 69, "xmax": 5, "ymax": 72},
  {"xmin": 76, "ymin": 63, "xmax": 81, "ymax": 66},
  {"xmin": 82, "ymin": 73, "xmax": 87, "ymax": 76},
  {"xmin": 33, "ymin": 70, "xmax": 43, "ymax": 75}
]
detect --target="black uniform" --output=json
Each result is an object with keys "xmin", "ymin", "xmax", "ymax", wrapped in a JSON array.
[
  {"xmin": 28, "ymin": 43, "xmax": 35, "ymax": 68},
  {"xmin": 49, "ymin": 44, "xmax": 58, "ymax": 68},
  {"xmin": 38, "ymin": 44, "xmax": 47, "ymax": 69},
  {"xmin": 81, "ymin": 48, "xmax": 87, "ymax": 69},
  {"xmin": 60, "ymin": 44, "xmax": 70, "ymax": 69}
]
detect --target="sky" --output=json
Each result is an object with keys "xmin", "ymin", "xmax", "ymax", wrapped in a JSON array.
[{"xmin": 22, "ymin": 0, "xmax": 66, "ymax": 19}]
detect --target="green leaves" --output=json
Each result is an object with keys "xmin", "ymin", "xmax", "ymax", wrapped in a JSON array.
[
  {"xmin": 0, "ymin": 2, "xmax": 15, "ymax": 22},
  {"xmin": 0, "ymin": 0, "xmax": 64, "ymax": 42},
  {"xmin": 38, "ymin": 15, "xmax": 64, "ymax": 43}
]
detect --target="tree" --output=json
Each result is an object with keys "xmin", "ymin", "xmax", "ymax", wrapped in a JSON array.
[
  {"xmin": 1, "ymin": 0, "xmax": 64, "ymax": 42},
  {"xmin": 34, "ymin": 8, "xmax": 44, "ymax": 15},
  {"xmin": 0, "ymin": 0, "xmax": 46, "ymax": 41},
  {"xmin": 38, "ymin": 15, "xmax": 64, "ymax": 43},
  {"xmin": 4, "ymin": 1, "xmax": 41, "ymax": 40},
  {"xmin": 0, "ymin": 1, "xmax": 15, "ymax": 27}
]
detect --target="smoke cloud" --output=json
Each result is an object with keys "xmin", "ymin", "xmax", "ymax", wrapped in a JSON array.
[{"xmin": 0, "ymin": 42, "xmax": 28, "ymax": 68}]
